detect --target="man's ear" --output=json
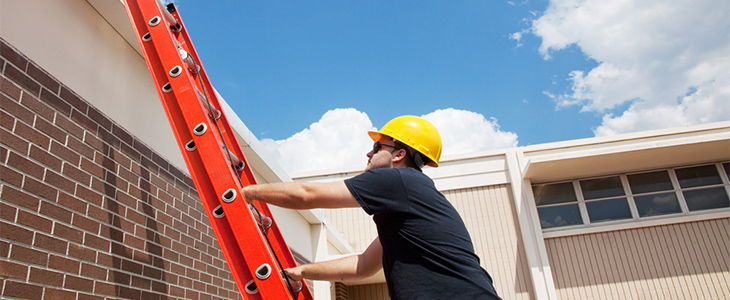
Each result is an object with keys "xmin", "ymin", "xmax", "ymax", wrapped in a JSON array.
[{"xmin": 392, "ymin": 149, "xmax": 407, "ymax": 163}]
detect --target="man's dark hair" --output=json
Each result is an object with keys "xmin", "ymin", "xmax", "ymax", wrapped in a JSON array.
[{"xmin": 394, "ymin": 140, "xmax": 427, "ymax": 172}]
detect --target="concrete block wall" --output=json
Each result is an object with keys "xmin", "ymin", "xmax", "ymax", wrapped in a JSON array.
[{"xmin": 0, "ymin": 38, "xmax": 240, "ymax": 299}]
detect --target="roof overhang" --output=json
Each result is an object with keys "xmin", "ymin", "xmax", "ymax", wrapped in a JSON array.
[{"xmin": 523, "ymin": 122, "xmax": 730, "ymax": 183}]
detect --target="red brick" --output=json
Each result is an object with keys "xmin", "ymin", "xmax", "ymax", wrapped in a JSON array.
[
  {"xmin": 64, "ymin": 274, "xmax": 94, "ymax": 293},
  {"xmin": 0, "ymin": 164, "xmax": 24, "ymax": 187},
  {"xmin": 111, "ymin": 125, "xmax": 134, "ymax": 148},
  {"xmin": 10, "ymin": 244, "xmax": 48, "ymax": 266},
  {"xmin": 23, "ymin": 176, "xmax": 58, "ymax": 201},
  {"xmin": 57, "ymin": 191, "xmax": 88, "ymax": 214},
  {"xmin": 55, "ymin": 115, "xmax": 85, "ymax": 140},
  {"xmin": 93, "ymin": 281, "xmax": 118, "ymax": 297},
  {"xmin": 43, "ymin": 287, "xmax": 77, "ymax": 300},
  {"xmin": 4, "ymin": 63, "xmax": 40, "ymax": 96},
  {"xmin": 1, "ymin": 76, "xmax": 22, "ymax": 100},
  {"xmin": 29, "ymin": 144, "xmax": 62, "ymax": 171},
  {"xmin": 86, "ymin": 203, "xmax": 108, "ymax": 223},
  {"xmin": 70, "ymin": 109, "xmax": 97, "ymax": 133},
  {"xmin": 34, "ymin": 232, "xmax": 67, "ymax": 254},
  {"xmin": 1, "ymin": 93, "xmax": 34, "ymax": 124},
  {"xmin": 83, "ymin": 232, "xmax": 110, "ymax": 251},
  {"xmin": 59, "ymin": 86, "xmax": 88, "ymax": 113},
  {"xmin": 53, "ymin": 223, "xmax": 83, "ymax": 244},
  {"xmin": 0, "ymin": 260, "xmax": 28, "ymax": 279},
  {"xmin": 71, "ymin": 213, "xmax": 99, "ymax": 234},
  {"xmin": 29, "ymin": 266, "xmax": 64, "ymax": 286},
  {"xmin": 87, "ymin": 106, "xmax": 112, "ymax": 131},
  {"xmin": 67, "ymin": 243, "xmax": 96, "ymax": 263},
  {"xmin": 80, "ymin": 157, "xmax": 104, "ymax": 180},
  {"xmin": 19, "ymin": 91, "xmax": 55, "ymax": 121},
  {"xmin": 62, "ymin": 161, "xmax": 91, "ymax": 185},
  {"xmin": 74, "ymin": 184, "xmax": 103, "ymax": 207},
  {"xmin": 76, "ymin": 292, "xmax": 105, "ymax": 300},
  {"xmin": 0, "ymin": 184, "xmax": 39, "ymax": 211},
  {"xmin": 35, "ymin": 117, "xmax": 67, "ymax": 144},
  {"xmin": 40, "ymin": 87, "xmax": 71, "ymax": 116},
  {"xmin": 44, "ymin": 169, "xmax": 75, "ymax": 194},
  {"xmin": 26, "ymin": 63, "xmax": 60, "ymax": 94},
  {"xmin": 131, "ymin": 275, "xmax": 151, "ymax": 289},
  {"xmin": 66, "ymin": 135, "xmax": 95, "ymax": 159},
  {"xmin": 0, "ymin": 109, "xmax": 15, "ymax": 130},
  {"xmin": 17, "ymin": 209, "xmax": 53, "ymax": 233},
  {"xmin": 0, "ymin": 40, "xmax": 28, "ymax": 70},
  {"xmin": 132, "ymin": 140, "xmax": 153, "ymax": 159},
  {"xmin": 40, "ymin": 200, "xmax": 73, "ymax": 223},
  {"xmin": 1, "ymin": 127, "xmax": 30, "ymax": 156},
  {"xmin": 0, "ymin": 202, "xmax": 16, "ymax": 222},
  {"xmin": 80, "ymin": 262, "xmax": 107, "ymax": 280},
  {"xmin": 3, "ymin": 280, "xmax": 44, "ymax": 300},
  {"xmin": 118, "ymin": 286, "xmax": 142, "ymax": 299},
  {"xmin": 14, "ymin": 121, "xmax": 50, "ymax": 150},
  {"xmin": 91, "ymin": 176, "xmax": 117, "ymax": 198},
  {"xmin": 50, "ymin": 140, "xmax": 80, "ymax": 165},
  {"xmin": 48, "ymin": 253, "xmax": 80, "ymax": 274}
]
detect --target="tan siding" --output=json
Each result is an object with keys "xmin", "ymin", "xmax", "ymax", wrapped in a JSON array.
[
  {"xmin": 325, "ymin": 207, "xmax": 378, "ymax": 253},
  {"xmin": 545, "ymin": 218, "xmax": 730, "ymax": 300},
  {"xmin": 347, "ymin": 283, "xmax": 390, "ymax": 300},
  {"xmin": 444, "ymin": 185, "xmax": 534, "ymax": 300}
]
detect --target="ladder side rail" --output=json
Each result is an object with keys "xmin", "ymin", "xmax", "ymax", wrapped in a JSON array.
[
  {"xmin": 167, "ymin": 5, "xmax": 313, "ymax": 296},
  {"xmin": 122, "ymin": 2, "xmax": 263, "ymax": 299},
  {"xmin": 124, "ymin": 1, "xmax": 313, "ymax": 299}
]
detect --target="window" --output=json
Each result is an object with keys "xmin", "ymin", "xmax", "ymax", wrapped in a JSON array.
[{"xmin": 533, "ymin": 162, "xmax": 730, "ymax": 230}]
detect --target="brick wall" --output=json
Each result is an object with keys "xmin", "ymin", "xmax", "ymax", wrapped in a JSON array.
[{"xmin": 0, "ymin": 38, "xmax": 241, "ymax": 299}]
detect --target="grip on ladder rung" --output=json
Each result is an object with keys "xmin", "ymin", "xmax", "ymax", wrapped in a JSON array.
[
  {"xmin": 245, "ymin": 280, "xmax": 258, "ymax": 294},
  {"xmin": 222, "ymin": 188, "xmax": 237, "ymax": 203},
  {"xmin": 193, "ymin": 123, "xmax": 207, "ymax": 136}
]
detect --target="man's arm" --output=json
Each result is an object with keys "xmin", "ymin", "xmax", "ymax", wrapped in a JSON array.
[
  {"xmin": 241, "ymin": 181, "xmax": 360, "ymax": 209},
  {"xmin": 285, "ymin": 237, "xmax": 383, "ymax": 282}
]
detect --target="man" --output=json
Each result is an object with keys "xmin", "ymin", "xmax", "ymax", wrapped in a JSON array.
[{"xmin": 242, "ymin": 116, "xmax": 501, "ymax": 299}]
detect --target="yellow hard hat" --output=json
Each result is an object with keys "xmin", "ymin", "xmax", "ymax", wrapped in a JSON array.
[{"xmin": 368, "ymin": 115, "xmax": 442, "ymax": 167}]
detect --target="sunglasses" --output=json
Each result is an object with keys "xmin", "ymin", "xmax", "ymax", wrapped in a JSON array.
[{"xmin": 372, "ymin": 142, "xmax": 399, "ymax": 153}]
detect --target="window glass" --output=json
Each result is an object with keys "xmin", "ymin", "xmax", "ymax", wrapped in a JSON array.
[
  {"xmin": 537, "ymin": 204, "xmax": 583, "ymax": 229},
  {"xmin": 628, "ymin": 171, "xmax": 673, "ymax": 194},
  {"xmin": 580, "ymin": 176, "xmax": 624, "ymax": 200},
  {"xmin": 634, "ymin": 192, "xmax": 682, "ymax": 217},
  {"xmin": 533, "ymin": 182, "xmax": 577, "ymax": 206},
  {"xmin": 675, "ymin": 165, "xmax": 722, "ymax": 188},
  {"xmin": 585, "ymin": 198, "xmax": 632, "ymax": 223},
  {"xmin": 683, "ymin": 187, "xmax": 730, "ymax": 211}
]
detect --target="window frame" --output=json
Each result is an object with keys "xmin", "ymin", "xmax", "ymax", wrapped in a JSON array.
[{"xmin": 533, "ymin": 162, "xmax": 730, "ymax": 232}]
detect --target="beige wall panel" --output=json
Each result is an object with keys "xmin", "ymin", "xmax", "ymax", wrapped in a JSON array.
[
  {"xmin": 347, "ymin": 283, "xmax": 390, "ymax": 300},
  {"xmin": 325, "ymin": 207, "xmax": 378, "ymax": 253},
  {"xmin": 443, "ymin": 185, "xmax": 534, "ymax": 300},
  {"xmin": 545, "ymin": 218, "xmax": 730, "ymax": 300}
]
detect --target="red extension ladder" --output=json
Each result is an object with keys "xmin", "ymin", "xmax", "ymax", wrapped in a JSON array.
[{"xmin": 123, "ymin": 1, "xmax": 313, "ymax": 299}]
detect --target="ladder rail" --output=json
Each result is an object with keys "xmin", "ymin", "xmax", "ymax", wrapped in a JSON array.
[{"xmin": 123, "ymin": 1, "xmax": 313, "ymax": 299}]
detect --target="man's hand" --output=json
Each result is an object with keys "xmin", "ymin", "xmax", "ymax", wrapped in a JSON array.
[{"xmin": 284, "ymin": 266, "xmax": 303, "ymax": 281}]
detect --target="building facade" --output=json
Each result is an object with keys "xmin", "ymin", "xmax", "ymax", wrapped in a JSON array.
[{"xmin": 1, "ymin": 1, "xmax": 728, "ymax": 299}]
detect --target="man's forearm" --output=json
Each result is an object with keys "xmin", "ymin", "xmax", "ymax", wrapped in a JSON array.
[
  {"xmin": 242, "ymin": 181, "xmax": 360, "ymax": 209},
  {"xmin": 286, "ymin": 255, "xmax": 375, "ymax": 282},
  {"xmin": 242, "ymin": 182, "xmax": 311, "ymax": 209}
]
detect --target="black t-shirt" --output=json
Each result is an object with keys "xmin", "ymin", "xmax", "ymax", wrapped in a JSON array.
[{"xmin": 345, "ymin": 168, "xmax": 501, "ymax": 300}]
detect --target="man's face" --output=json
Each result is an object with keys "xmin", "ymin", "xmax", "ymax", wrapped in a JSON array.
[{"xmin": 365, "ymin": 138, "xmax": 399, "ymax": 171}]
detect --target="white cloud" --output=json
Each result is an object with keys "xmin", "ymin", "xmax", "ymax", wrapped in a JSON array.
[
  {"xmin": 422, "ymin": 108, "xmax": 518, "ymax": 155},
  {"xmin": 531, "ymin": 0, "xmax": 730, "ymax": 135},
  {"xmin": 261, "ymin": 108, "xmax": 375, "ymax": 174},
  {"xmin": 264, "ymin": 108, "xmax": 518, "ymax": 174}
]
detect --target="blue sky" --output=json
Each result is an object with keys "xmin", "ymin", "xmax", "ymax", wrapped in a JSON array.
[{"xmin": 170, "ymin": 0, "xmax": 729, "ymax": 173}]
